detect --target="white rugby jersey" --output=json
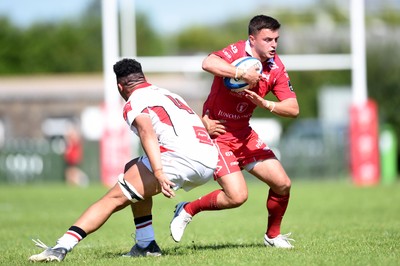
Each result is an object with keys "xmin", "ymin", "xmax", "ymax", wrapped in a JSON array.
[{"xmin": 122, "ymin": 83, "xmax": 216, "ymax": 168}]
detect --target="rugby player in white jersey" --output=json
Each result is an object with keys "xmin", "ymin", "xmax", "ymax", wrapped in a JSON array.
[{"xmin": 29, "ymin": 58, "xmax": 218, "ymax": 262}]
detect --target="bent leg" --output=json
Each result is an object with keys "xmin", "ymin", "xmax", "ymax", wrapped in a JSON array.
[
  {"xmin": 73, "ymin": 183, "xmax": 131, "ymax": 234},
  {"xmin": 125, "ymin": 157, "xmax": 156, "ymax": 246},
  {"xmin": 130, "ymin": 198, "xmax": 155, "ymax": 248},
  {"xmin": 184, "ymin": 171, "xmax": 248, "ymax": 216},
  {"xmin": 121, "ymin": 160, "xmax": 161, "ymax": 199},
  {"xmin": 215, "ymin": 172, "xmax": 248, "ymax": 208},
  {"xmin": 131, "ymin": 198, "xmax": 153, "ymax": 219},
  {"xmin": 73, "ymin": 160, "xmax": 160, "ymax": 235},
  {"xmin": 50, "ymin": 182, "xmax": 131, "ymax": 252},
  {"xmin": 249, "ymin": 158, "xmax": 291, "ymax": 195}
]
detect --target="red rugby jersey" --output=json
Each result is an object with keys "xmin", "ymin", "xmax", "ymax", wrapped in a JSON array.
[{"xmin": 202, "ymin": 40, "xmax": 296, "ymax": 135}]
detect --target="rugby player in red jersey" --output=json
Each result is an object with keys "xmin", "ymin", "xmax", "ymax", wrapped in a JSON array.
[{"xmin": 171, "ymin": 15, "xmax": 299, "ymax": 248}]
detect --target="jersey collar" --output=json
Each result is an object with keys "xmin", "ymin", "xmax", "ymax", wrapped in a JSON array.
[
  {"xmin": 133, "ymin": 82, "xmax": 152, "ymax": 92},
  {"xmin": 245, "ymin": 40, "xmax": 253, "ymax": 57}
]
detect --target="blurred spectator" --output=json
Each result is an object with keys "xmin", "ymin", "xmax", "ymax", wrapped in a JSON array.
[{"xmin": 64, "ymin": 125, "xmax": 88, "ymax": 187}]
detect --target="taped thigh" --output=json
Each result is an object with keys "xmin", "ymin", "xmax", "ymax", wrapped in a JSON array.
[{"xmin": 117, "ymin": 174, "xmax": 144, "ymax": 203}]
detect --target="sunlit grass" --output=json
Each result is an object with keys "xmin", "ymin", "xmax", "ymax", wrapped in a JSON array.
[{"xmin": 1, "ymin": 179, "xmax": 399, "ymax": 265}]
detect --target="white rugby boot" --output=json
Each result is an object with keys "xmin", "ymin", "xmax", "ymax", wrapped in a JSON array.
[
  {"xmin": 170, "ymin": 202, "xmax": 192, "ymax": 242},
  {"xmin": 264, "ymin": 233, "xmax": 294, "ymax": 249},
  {"xmin": 29, "ymin": 239, "xmax": 68, "ymax": 262}
]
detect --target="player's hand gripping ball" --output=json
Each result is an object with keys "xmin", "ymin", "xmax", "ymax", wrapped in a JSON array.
[{"xmin": 223, "ymin": 57, "xmax": 263, "ymax": 92}]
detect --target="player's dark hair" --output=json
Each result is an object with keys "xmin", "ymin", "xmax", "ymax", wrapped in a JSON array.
[
  {"xmin": 248, "ymin": 15, "xmax": 281, "ymax": 35},
  {"xmin": 113, "ymin": 58, "xmax": 145, "ymax": 85}
]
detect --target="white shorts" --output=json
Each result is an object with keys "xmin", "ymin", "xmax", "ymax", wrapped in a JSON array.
[{"xmin": 140, "ymin": 151, "xmax": 216, "ymax": 192}]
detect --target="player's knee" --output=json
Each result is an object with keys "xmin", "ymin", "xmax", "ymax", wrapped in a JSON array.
[
  {"xmin": 276, "ymin": 178, "xmax": 291, "ymax": 195},
  {"xmin": 110, "ymin": 196, "xmax": 130, "ymax": 211},
  {"xmin": 227, "ymin": 190, "xmax": 248, "ymax": 207},
  {"xmin": 284, "ymin": 180, "xmax": 292, "ymax": 194},
  {"xmin": 98, "ymin": 194, "xmax": 128, "ymax": 213},
  {"xmin": 232, "ymin": 198, "xmax": 247, "ymax": 207}
]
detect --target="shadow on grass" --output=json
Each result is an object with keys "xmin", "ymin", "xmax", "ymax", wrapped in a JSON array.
[
  {"xmin": 164, "ymin": 242, "xmax": 265, "ymax": 256},
  {"xmin": 98, "ymin": 242, "xmax": 264, "ymax": 259}
]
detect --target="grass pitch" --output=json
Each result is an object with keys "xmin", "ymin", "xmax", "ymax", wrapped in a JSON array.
[{"xmin": 1, "ymin": 178, "xmax": 399, "ymax": 265}]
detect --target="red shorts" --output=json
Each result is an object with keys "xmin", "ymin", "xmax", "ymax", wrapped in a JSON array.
[{"xmin": 213, "ymin": 129, "xmax": 276, "ymax": 179}]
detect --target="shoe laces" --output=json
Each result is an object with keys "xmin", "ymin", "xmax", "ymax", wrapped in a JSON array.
[
  {"xmin": 183, "ymin": 216, "xmax": 192, "ymax": 223},
  {"xmin": 32, "ymin": 239, "xmax": 50, "ymax": 250},
  {"xmin": 280, "ymin": 233, "xmax": 295, "ymax": 243},
  {"xmin": 130, "ymin": 232, "xmax": 137, "ymax": 244},
  {"xmin": 179, "ymin": 210, "xmax": 192, "ymax": 224}
]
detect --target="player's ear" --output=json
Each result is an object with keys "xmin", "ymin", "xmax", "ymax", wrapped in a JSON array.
[
  {"xmin": 248, "ymin": 35, "xmax": 255, "ymax": 44},
  {"xmin": 117, "ymin": 83, "xmax": 123, "ymax": 92}
]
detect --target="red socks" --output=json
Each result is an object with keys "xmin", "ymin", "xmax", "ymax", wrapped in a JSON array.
[
  {"xmin": 266, "ymin": 189, "xmax": 289, "ymax": 238},
  {"xmin": 182, "ymin": 188, "xmax": 288, "ymax": 239},
  {"xmin": 184, "ymin": 190, "xmax": 222, "ymax": 216}
]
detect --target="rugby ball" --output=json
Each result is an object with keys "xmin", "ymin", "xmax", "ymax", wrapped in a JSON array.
[{"xmin": 223, "ymin": 57, "xmax": 263, "ymax": 92}]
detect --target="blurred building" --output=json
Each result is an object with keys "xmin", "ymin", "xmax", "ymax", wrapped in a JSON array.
[
  {"xmin": 0, "ymin": 73, "xmax": 210, "ymax": 141},
  {"xmin": 0, "ymin": 73, "xmax": 210, "ymax": 184}
]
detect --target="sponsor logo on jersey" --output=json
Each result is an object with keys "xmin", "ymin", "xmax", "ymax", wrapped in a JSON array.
[
  {"xmin": 262, "ymin": 73, "xmax": 270, "ymax": 82},
  {"xmin": 193, "ymin": 126, "xmax": 213, "ymax": 146},
  {"xmin": 236, "ymin": 102, "xmax": 248, "ymax": 113},
  {"xmin": 217, "ymin": 110, "xmax": 252, "ymax": 120}
]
